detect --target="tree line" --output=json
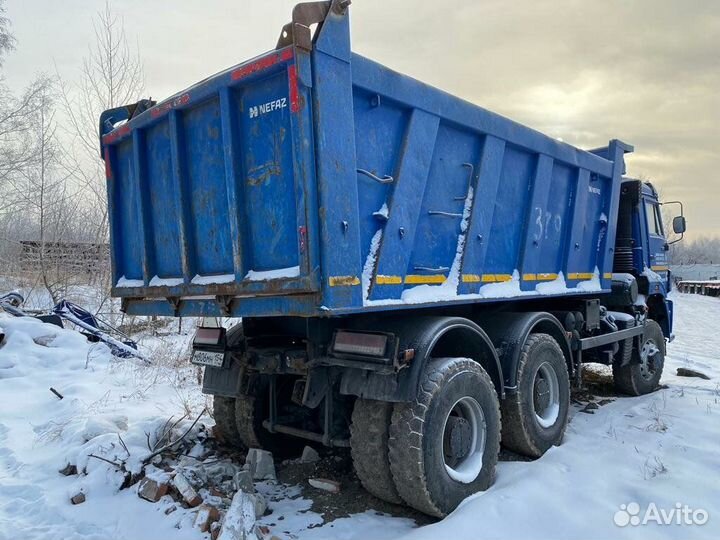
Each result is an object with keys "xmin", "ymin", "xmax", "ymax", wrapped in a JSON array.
[
  {"xmin": 669, "ymin": 236, "xmax": 720, "ymax": 265},
  {"xmin": 0, "ymin": 1, "xmax": 143, "ymax": 306}
]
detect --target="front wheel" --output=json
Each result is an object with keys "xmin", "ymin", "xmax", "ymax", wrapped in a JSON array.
[
  {"xmin": 388, "ymin": 358, "xmax": 501, "ymax": 517},
  {"xmin": 613, "ymin": 320, "xmax": 665, "ymax": 396}
]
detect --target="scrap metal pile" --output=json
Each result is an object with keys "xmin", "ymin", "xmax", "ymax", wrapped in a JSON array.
[{"xmin": 0, "ymin": 291, "xmax": 145, "ymax": 361}]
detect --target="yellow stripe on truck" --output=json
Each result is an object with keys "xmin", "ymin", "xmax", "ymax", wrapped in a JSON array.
[
  {"xmin": 523, "ymin": 273, "xmax": 558, "ymax": 281},
  {"xmin": 568, "ymin": 272, "xmax": 594, "ymax": 280},
  {"xmin": 375, "ymin": 275, "xmax": 402, "ymax": 285},
  {"xmin": 404, "ymin": 274, "xmax": 447, "ymax": 285},
  {"xmin": 478, "ymin": 274, "xmax": 513, "ymax": 283},
  {"xmin": 328, "ymin": 276, "xmax": 360, "ymax": 286}
]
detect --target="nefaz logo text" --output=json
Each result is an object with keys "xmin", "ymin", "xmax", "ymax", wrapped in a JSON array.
[{"xmin": 249, "ymin": 98, "xmax": 288, "ymax": 118}]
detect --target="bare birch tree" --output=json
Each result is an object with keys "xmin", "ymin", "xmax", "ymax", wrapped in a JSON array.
[
  {"xmin": 0, "ymin": 77, "xmax": 53, "ymax": 195},
  {"xmin": 0, "ymin": 2, "xmax": 56, "ymax": 274},
  {"xmin": 50, "ymin": 1, "xmax": 145, "ymax": 314},
  {"xmin": 58, "ymin": 0, "xmax": 144, "ymax": 245},
  {"xmin": 6, "ymin": 82, "xmax": 86, "ymax": 303},
  {"xmin": 0, "ymin": 0, "xmax": 14, "ymax": 66}
]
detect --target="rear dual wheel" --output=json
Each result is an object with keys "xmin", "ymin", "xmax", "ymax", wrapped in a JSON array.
[
  {"xmin": 213, "ymin": 395, "xmax": 243, "ymax": 446},
  {"xmin": 212, "ymin": 375, "xmax": 304, "ymax": 457},
  {"xmin": 212, "ymin": 324, "xmax": 246, "ymax": 447},
  {"xmin": 351, "ymin": 358, "xmax": 502, "ymax": 517},
  {"xmin": 211, "ymin": 378, "xmax": 270, "ymax": 449},
  {"xmin": 212, "ymin": 389, "xmax": 274, "ymax": 451},
  {"xmin": 500, "ymin": 333, "xmax": 571, "ymax": 458},
  {"xmin": 350, "ymin": 399, "xmax": 402, "ymax": 504}
]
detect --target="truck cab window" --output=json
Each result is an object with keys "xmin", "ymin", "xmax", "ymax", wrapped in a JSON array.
[{"xmin": 645, "ymin": 201, "xmax": 663, "ymax": 236}]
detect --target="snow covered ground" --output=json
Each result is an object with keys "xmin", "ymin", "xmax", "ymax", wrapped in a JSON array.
[{"xmin": 0, "ymin": 291, "xmax": 718, "ymax": 540}]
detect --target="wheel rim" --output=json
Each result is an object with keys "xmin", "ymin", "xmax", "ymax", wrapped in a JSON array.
[
  {"xmin": 442, "ymin": 396, "xmax": 486, "ymax": 484},
  {"xmin": 532, "ymin": 362, "xmax": 560, "ymax": 428},
  {"xmin": 639, "ymin": 338, "xmax": 660, "ymax": 381}
]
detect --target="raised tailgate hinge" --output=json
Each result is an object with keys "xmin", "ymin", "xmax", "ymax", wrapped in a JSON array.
[{"xmin": 276, "ymin": 0, "xmax": 350, "ymax": 51}]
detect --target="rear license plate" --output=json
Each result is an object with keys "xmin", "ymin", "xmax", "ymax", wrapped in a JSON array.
[{"xmin": 191, "ymin": 350, "xmax": 225, "ymax": 367}]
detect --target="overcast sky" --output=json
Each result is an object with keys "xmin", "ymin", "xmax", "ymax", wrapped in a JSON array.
[{"xmin": 3, "ymin": 0, "xmax": 719, "ymax": 238}]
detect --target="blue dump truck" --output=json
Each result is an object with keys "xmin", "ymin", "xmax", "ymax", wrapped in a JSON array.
[{"xmin": 100, "ymin": 1, "xmax": 687, "ymax": 517}]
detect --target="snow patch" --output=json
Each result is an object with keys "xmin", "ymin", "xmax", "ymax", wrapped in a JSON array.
[
  {"xmin": 642, "ymin": 265, "xmax": 665, "ymax": 284},
  {"xmin": 116, "ymin": 276, "xmax": 143, "ymax": 288},
  {"xmin": 191, "ymin": 273, "xmax": 235, "ymax": 285},
  {"xmin": 373, "ymin": 202, "xmax": 389, "ymax": 220},
  {"xmin": 533, "ymin": 269, "xmax": 602, "ymax": 295},
  {"xmin": 0, "ymin": 312, "xmax": 210, "ymax": 539},
  {"xmin": 149, "ymin": 276, "xmax": 184, "ymax": 287},
  {"xmin": 475, "ymin": 270, "xmax": 528, "ymax": 299},
  {"xmin": 244, "ymin": 266, "xmax": 300, "ymax": 281},
  {"xmin": 535, "ymin": 272, "xmax": 568, "ymax": 295},
  {"xmin": 576, "ymin": 267, "xmax": 602, "ymax": 292},
  {"xmin": 362, "ymin": 229, "xmax": 383, "ymax": 304}
]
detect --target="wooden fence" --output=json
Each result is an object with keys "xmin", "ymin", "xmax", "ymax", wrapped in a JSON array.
[
  {"xmin": 677, "ymin": 280, "xmax": 720, "ymax": 297},
  {"xmin": 19, "ymin": 241, "xmax": 109, "ymax": 277}
]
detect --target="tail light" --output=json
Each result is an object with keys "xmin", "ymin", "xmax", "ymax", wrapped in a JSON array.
[
  {"xmin": 191, "ymin": 327, "xmax": 227, "ymax": 367},
  {"xmin": 193, "ymin": 327, "xmax": 226, "ymax": 347},
  {"xmin": 331, "ymin": 330, "xmax": 389, "ymax": 358}
]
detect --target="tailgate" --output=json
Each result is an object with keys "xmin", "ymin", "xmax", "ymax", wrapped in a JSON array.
[{"xmin": 102, "ymin": 47, "xmax": 318, "ymax": 299}]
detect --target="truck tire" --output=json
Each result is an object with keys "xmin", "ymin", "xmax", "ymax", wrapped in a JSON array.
[
  {"xmin": 388, "ymin": 358, "xmax": 501, "ymax": 517},
  {"xmin": 235, "ymin": 375, "xmax": 273, "ymax": 450},
  {"xmin": 213, "ymin": 396, "xmax": 243, "ymax": 446},
  {"xmin": 350, "ymin": 399, "xmax": 402, "ymax": 504},
  {"xmin": 235, "ymin": 375, "xmax": 304, "ymax": 457},
  {"xmin": 500, "ymin": 333, "xmax": 570, "ymax": 458},
  {"xmin": 613, "ymin": 320, "xmax": 665, "ymax": 396},
  {"xmin": 211, "ymin": 323, "xmax": 245, "ymax": 447}
]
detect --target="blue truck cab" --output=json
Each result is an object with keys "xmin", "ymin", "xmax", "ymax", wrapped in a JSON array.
[
  {"xmin": 614, "ymin": 179, "xmax": 684, "ymax": 339},
  {"xmin": 99, "ymin": 0, "xmax": 686, "ymax": 518}
]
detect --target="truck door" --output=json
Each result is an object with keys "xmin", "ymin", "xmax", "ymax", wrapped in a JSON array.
[{"xmin": 643, "ymin": 197, "xmax": 668, "ymax": 275}]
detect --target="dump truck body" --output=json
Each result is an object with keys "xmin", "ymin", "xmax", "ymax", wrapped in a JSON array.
[
  {"xmin": 102, "ymin": 4, "xmax": 630, "ymax": 319},
  {"xmin": 101, "ymin": 1, "xmax": 684, "ymax": 519}
]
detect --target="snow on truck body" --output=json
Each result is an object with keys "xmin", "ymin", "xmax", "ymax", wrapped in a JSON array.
[{"xmin": 99, "ymin": 0, "xmax": 683, "ymax": 519}]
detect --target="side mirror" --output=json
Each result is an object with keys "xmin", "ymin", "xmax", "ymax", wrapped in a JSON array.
[
  {"xmin": 662, "ymin": 200, "xmax": 686, "ymax": 245},
  {"xmin": 672, "ymin": 215, "xmax": 687, "ymax": 234}
]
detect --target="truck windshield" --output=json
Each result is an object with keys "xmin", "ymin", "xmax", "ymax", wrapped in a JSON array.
[{"xmin": 645, "ymin": 200, "xmax": 664, "ymax": 236}]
